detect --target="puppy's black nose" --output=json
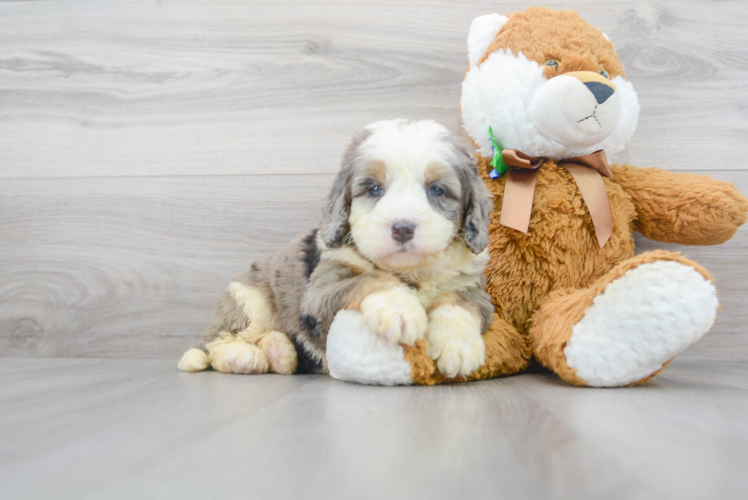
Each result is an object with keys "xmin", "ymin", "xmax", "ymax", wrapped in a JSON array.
[
  {"xmin": 584, "ymin": 81, "xmax": 615, "ymax": 104},
  {"xmin": 391, "ymin": 220, "xmax": 415, "ymax": 243}
]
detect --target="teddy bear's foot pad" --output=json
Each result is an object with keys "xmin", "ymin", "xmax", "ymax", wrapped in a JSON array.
[
  {"xmin": 564, "ymin": 260, "xmax": 718, "ymax": 387},
  {"xmin": 327, "ymin": 310, "xmax": 413, "ymax": 386}
]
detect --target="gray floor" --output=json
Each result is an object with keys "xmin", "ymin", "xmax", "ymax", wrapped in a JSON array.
[
  {"xmin": 2, "ymin": 0, "xmax": 748, "ymax": 498},
  {"xmin": 1, "ymin": 358, "xmax": 747, "ymax": 500}
]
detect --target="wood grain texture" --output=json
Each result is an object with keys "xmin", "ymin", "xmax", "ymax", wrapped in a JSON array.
[
  {"xmin": 0, "ymin": 0, "xmax": 746, "ymax": 178},
  {"xmin": 0, "ymin": 174, "xmax": 329, "ymax": 357},
  {"xmin": 1, "ymin": 0, "xmax": 747, "ymax": 361},
  {"xmin": 0, "ymin": 358, "xmax": 747, "ymax": 500},
  {"xmin": 1, "ymin": 171, "xmax": 746, "ymax": 359}
]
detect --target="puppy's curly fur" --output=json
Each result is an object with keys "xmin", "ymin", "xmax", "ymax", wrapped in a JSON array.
[{"xmin": 179, "ymin": 119, "xmax": 494, "ymax": 378}]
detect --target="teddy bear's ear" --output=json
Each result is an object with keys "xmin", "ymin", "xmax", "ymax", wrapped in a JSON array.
[{"xmin": 467, "ymin": 13, "xmax": 510, "ymax": 68}]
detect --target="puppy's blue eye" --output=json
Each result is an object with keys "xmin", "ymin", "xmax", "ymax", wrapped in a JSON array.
[
  {"xmin": 369, "ymin": 185, "xmax": 383, "ymax": 197},
  {"xmin": 428, "ymin": 185, "xmax": 444, "ymax": 197},
  {"xmin": 599, "ymin": 69, "xmax": 610, "ymax": 79}
]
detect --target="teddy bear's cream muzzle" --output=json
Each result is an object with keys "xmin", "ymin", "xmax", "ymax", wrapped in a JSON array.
[{"xmin": 529, "ymin": 70, "xmax": 621, "ymax": 148}]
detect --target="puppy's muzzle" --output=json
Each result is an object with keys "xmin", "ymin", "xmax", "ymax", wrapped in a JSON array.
[{"xmin": 391, "ymin": 220, "xmax": 415, "ymax": 243}]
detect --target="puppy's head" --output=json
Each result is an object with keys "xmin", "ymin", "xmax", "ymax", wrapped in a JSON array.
[{"xmin": 321, "ymin": 119, "xmax": 492, "ymax": 271}]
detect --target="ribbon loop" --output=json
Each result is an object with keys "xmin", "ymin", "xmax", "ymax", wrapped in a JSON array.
[
  {"xmin": 502, "ymin": 149, "xmax": 545, "ymax": 170},
  {"xmin": 497, "ymin": 149, "xmax": 614, "ymax": 248},
  {"xmin": 563, "ymin": 150, "xmax": 614, "ymax": 178}
]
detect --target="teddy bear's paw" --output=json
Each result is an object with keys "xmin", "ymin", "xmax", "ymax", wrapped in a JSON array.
[
  {"xmin": 360, "ymin": 287, "xmax": 428, "ymax": 346},
  {"xmin": 427, "ymin": 304, "xmax": 486, "ymax": 379},
  {"xmin": 327, "ymin": 310, "xmax": 414, "ymax": 386},
  {"xmin": 258, "ymin": 331, "xmax": 298, "ymax": 374},
  {"xmin": 209, "ymin": 340, "xmax": 269, "ymax": 375},
  {"xmin": 564, "ymin": 260, "xmax": 718, "ymax": 387}
]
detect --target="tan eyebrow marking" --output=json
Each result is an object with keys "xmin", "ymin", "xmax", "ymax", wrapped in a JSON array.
[
  {"xmin": 359, "ymin": 160, "xmax": 389, "ymax": 185},
  {"xmin": 425, "ymin": 163, "xmax": 461, "ymax": 196},
  {"xmin": 424, "ymin": 162, "xmax": 453, "ymax": 185}
]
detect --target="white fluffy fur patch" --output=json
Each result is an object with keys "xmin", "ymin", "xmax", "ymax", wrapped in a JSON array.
[
  {"xmin": 467, "ymin": 14, "xmax": 509, "ymax": 68},
  {"xmin": 327, "ymin": 310, "xmax": 413, "ymax": 386},
  {"xmin": 564, "ymin": 261, "xmax": 718, "ymax": 387}
]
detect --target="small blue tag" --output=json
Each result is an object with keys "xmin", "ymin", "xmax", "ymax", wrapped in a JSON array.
[{"xmin": 489, "ymin": 168, "xmax": 500, "ymax": 179}]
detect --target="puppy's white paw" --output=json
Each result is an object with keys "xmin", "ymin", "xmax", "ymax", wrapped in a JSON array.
[
  {"xmin": 427, "ymin": 304, "xmax": 485, "ymax": 378},
  {"xmin": 209, "ymin": 341, "xmax": 269, "ymax": 374},
  {"xmin": 259, "ymin": 331, "xmax": 298, "ymax": 375},
  {"xmin": 359, "ymin": 287, "xmax": 428, "ymax": 345},
  {"xmin": 178, "ymin": 348, "xmax": 210, "ymax": 372}
]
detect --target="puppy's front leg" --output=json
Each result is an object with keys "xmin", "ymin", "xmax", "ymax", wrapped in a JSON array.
[
  {"xmin": 304, "ymin": 263, "xmax": 427, "ymax": 347},
  {"xmin": 426, "ymin": 290, "xmax": 493, "ymax": 378},
  {"xmin": 356, "ymin": 286, "xmax": 428, "ymax": 346}
]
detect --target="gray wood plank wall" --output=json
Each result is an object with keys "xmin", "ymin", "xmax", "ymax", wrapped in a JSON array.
[{"xmin": 2, "ymin": 0, "xmax": 747, "ymax": 360}]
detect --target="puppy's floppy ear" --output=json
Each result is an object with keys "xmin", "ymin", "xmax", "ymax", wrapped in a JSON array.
[
  {"xmin": 320, "ymin": 167, "xmax": 350, "ymax": 248},
  {"xmin": 320, "ymin": 130, "xmax": 370, "ymax": 248},
  {"xmin": 459, "ymin": 149, "xmax": 493, "ymax": 254}
]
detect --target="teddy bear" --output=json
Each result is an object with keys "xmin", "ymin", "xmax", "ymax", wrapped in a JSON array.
[{"xmin": 325, "ymin": 7, "xmax": 748, "ymax": 387}]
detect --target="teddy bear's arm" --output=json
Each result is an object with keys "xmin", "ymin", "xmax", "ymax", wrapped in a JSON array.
[{"xmin": 612, "ymin": 164, "xmax": 748, "ymax": 245}]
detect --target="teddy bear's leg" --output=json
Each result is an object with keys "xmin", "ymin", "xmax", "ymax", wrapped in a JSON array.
[
  {"xmin": 404, "ymin": 313, "xmax": 531, "ymax": 385},
  {"xmin": 326, "ymin": 310, "xmax": 414, "ymax": 385},
  {"xmin": 326, "ymin": 310, "xmax": 529, "ymax": 386},
  {"xmin": 530, "ymin": 251, "xmax": 718, "ymax": 387},
  {"xmin": 468, "ymin": 313, "xmax": 531, "ymax": 380}
]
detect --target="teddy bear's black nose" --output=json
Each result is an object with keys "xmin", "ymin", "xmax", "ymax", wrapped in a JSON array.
[
  {"xmin": 584, "ymin": 81, "xmax": 615, "ymax": 104},
  {"xmin": 391, "ymin": 220, "xmax": 416, "ymax": 243}
]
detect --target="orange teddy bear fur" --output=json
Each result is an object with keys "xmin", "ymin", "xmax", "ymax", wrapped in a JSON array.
[{"xmin": 400, "ymin": 7, "xmax": 748, "ymax": 386}]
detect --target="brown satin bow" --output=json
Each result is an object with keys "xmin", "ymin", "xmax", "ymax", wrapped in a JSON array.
[{"xmin": 498, "ymin": 149, "xmax": 614, "ymax": 248}]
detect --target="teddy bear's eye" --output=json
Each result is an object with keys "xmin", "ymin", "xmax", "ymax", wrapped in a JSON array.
[
  {"xmin": 599, "ymin": 69, "xmax": 610, "ymax": 79},
  {"xmin": 545, "ymin": 59, "xmax": 560, "ymax": 70}
]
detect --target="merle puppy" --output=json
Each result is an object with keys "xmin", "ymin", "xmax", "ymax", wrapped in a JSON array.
[{"xmin": 179, "ymin": 119, "xmax": 494, "ymax": 378}]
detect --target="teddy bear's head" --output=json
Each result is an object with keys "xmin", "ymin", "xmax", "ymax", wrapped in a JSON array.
[{"xmin": 461, "ymin": 7, "xmax": 640, "ymax": 161}]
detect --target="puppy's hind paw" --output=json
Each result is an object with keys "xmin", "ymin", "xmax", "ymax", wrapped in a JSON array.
[
  {"xmin": 178, "ymin": 348, "xmax": 210, "ymax": 372},
  {"xmin": 360, "ymin": 287, "xmax": 428, "ymax": 346},
  {"xmin": 259, "ymin": 331, "xmax": 298, "ymax": 374},
  {"xmin": 209, "ymin": 341, "xmax": 269, "ymax": 374}
]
